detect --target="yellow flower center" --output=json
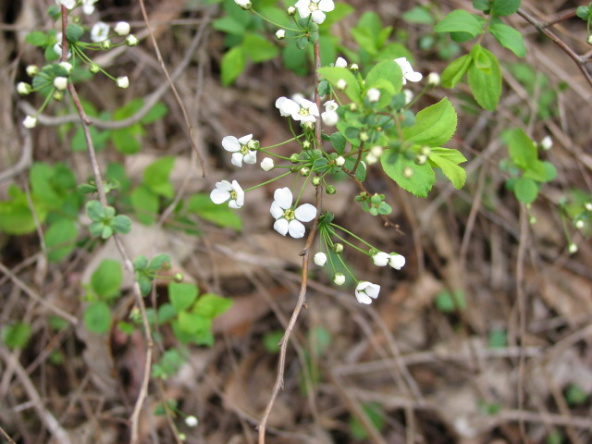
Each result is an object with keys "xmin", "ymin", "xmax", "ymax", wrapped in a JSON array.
[{"xmin": 283, "ymin": 209, "xmax": 295, "ymax": 221}]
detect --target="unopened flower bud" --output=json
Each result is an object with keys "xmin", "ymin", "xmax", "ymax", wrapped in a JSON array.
[
  {"xmin": 420, "ymin": 146, "xmax": 431, "ymax": 156},
  {"xmin": 302, "ymin": 140, "xmax": 311, "ymax": 149},
  {"xmin": 300, "ymin": 167, "xmax": 310, "ymax": 176},
  {"xmin": 174, "ymin": 273, "xmax": 184, "ymax": 283},
  {"xmin": 312, "ymin": 176, "xmax": 321, "ymax": 186},
  {"xmin": 568, "ymin": 243, "xmax": 578, "ymax": 254},
  {"xmin": 100, "ymin": 39, "xmax": 112, "ymax": 49},
  {"xmin": 576, "ymin": 220, "xmax": 585, "ymax": 229},
  {"xmin": 59, "ymin": 61, "xmax": 73, "ymax": 74},
  {"xmin": 53, "ymin": 76, "xmax": 68, "ymax": 90},
  {"xmin": 359, "ymin": 132, "xmax": 369, "ymax": 142},
  {"xmin": 234, "ymin": 0, "xmax": 252, "ymax": 9},
  {"xmin": 260, "ymin": 157, "xmax": 274, "ymax": 171},
  {"xmin": 585, "ymin": 202, "xmax": 592, "ymax": 211},
  {"xmin": 247, "ymin": 139, "xmax": 259, "ymax": 150},
  {"xmin": 333, "ymin": 243, "xmax": 344, "ymax": 253},
  {"xmin": 540, "ymin": 136, "xmax": 553, "ymax": 150},
  {"xmin": 23, "ymin": 115, "xmax": 37, "ymax": 128},
  {"xmin": 275, "ymin": 29, "xmax": 286, "ymax": 40},
  {"xmin": 416, "ymin": 154, "xmax": 427, "ymax": 165},
  {"xmin": 26, "ymin": 65, "xmax": 39, "ymax": 77},
  {"xmin": 349, "ymin": 103, "xmax": 358, "ymax": 112},
  {"xmin": 290, "ymin": 153, "xmax": 300, "ymax": 163},
  {"xmin": 370, "ymin": 146, "xmax": 383, "ymax": 157},
  {"xmin": 17, "ymin": 82, "xmax": 31, "ymax": 95},
  {"xmin": 126, "ymin": 34, "xmax": 139, "ymax": 46},
  {"xmin": 287, "ymin": 5, "xmax": 296, "ymax": 15},
  {"xmin": 335, "ymin": 57, "xmax": 347, "ymax": 68},
  {"xmin": 333, "ymin": 273, "xmax": 345, "ymax": 285},
  {"xmin": 403, "ymin": 166, "xmax": 413, "ymax": 178},
  {"xmin": 529, "ymin": 216, "xmax": 537, "ymax": 225},
  {"xmin": 90, "ymin": 63, "xmax": 100, "ymax": 74},
  {"xmin": 427, "ymin": 72, "xmax": 440, "ymax": 86},
  {"xmin": 114, "ymin": 21, "xmax": 131, "ymax": 36},
  {"xmin": 588, "ymin": 34, "xmax": 592, "ymax": 45},
  {"xmin": 336, "ymin": 79, "xmax": 347, "ymax": 90},
  {"xmin": 326, "ymin": 185, "xmax": 336, "ymax": 195},
  {"xmin": 53, "ymin": 91, "xmax": 64, "ymax": 101},
  {"xmin": 117, "ymin": 76, "xmax": 129, "ymax": 88},
  {"xmin": 313, "ymin": 252, "xmax": 327, "ymax": 266},
  {"xmin": 350, "ymin": 63, "xmax": 359, "ymax": 71},
  {"xmin": 185, "ymin": 416, "xmax": 198, "ymax": 427},
  {"xmin": 335, "ymin": 156, "xmax": 345, "ymax": 166},
  {"xmin": 403, "ymin": 89, "xmax": 414, "ymax": 105},
  {"xmin": 366, "ymin": 88, "xmax": 380, "ymax": 103}
]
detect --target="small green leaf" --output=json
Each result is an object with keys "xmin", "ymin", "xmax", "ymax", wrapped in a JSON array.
[
  {"xmin": 193, "ymin": 293, "xmax": 233, "ymax": 319},
  {"xmin": 514, "ymin": 177, "xmax": 538, "ymax": 203},
  {"xmin": 0, "ymin": 185, "xmax": 47, "ymax": 235},
  {"xmin": 86, "ymin": 200, "xmax": 104, "ymax": 221},
  {"xmin": 317, "ymin": 67, "xmax": 362, "ymax": 105},
  {"xmin": 169, "ymin": 282, "xmax": 199, "ymax": 313},
  {"xmin": 468, "ymin": 46, "xmax": 502, "ymax": 110},
  {"xmin": 140, "ymin": 102, "xmax": 169, "ymax": 124},
  {"xmin": 84, "ymin": 301, "xmax": 111, "ymax": 334},
  {"xmin": 243, "ymin": 33, "xmax": 279, "ymax": 63},
  {"xmin": 381, "ymin": 151, "xmax": 435, "ymax": 197},
  {"xmin": 441, "ymin": 54, "xmax": 472, "ymax": 88},
  {"xmin": 111, "ymin": 128, "xmax": 142, "ymax": 155},
  {"xmin": 143, "ymin": 156, "xmax": 175, "ymax": 198},
  {"xmin": 491, "ymin": 0, "xmax": 521, "ymax": 17},
  {"xmin": 213, "ymin": 16, "xmax": 246, "ymax": 35},
  {"xmin": 157, "ymin": 303, "xmax": 177, "ymax": 324},
  {"xmin": 507, "ymin": 128, "xmax": 537, "ymax": 169},
  {"xmin": 263, "ymin": 331, "xmax": 284, "ymax": 353},
  {"xmin": 131, "ymin": 186, "xmax": 158, "ymax": 225},
  {"xmin": 112, "ymin": 215, "xmax": 132, "ymax": 234},
  {"xmin": 91, "ymin": 259, "xmax": 123, "ymax": 300},
  {"xmin": 221, "ymin": 46, "xmax": 246, "ymax": 85},
  {"xmin": 45, "ymin": 218, "xmax": 78, "ymax": 262},
  {"xmin": 565, "ymin": 384, "xmax": 588, "ymax": 406},
  {"xmin": 134, "ymin": 255, "xmax": 149, "ymax": 271},
  {"xmin": 2, "ymin": 322, "xmax": 32, "ymax": 349},
  {"xmin": 65, "ymin": 23, "xmax": 84, "ymax": 42},
  {"xmin": 402, "ymin": 98, "xmax": 457, "ymax": 147},
  {"xmin": 330, "ymin": 132, "xmax": 346, "ymax": 154},
  {"xmin": 435, "ymin": 10, "xmax": 486, "ymax": 38},
  {"xmin": 26, "ymin": 31, "xmax": 49, "ymax": 47},
  {"xmin": 428, "ymin": 147, "xmax": 467, "ymax": 189},
  {"xmin": 349, "ymin": 403, "xmax": 385, "ymax": 440},
  {"xmin": 177, "ymin": 311, "xmax": 210, "ymax": 336},
  {"xmin": 490, "ymin": 23, "xmax": 526, "ymax": 57},
  {"xmin": 148, "ymin": 253, "xmax": 171, "ymax": 272},
  {"xmin": 364, "ymin": 59, "xmax": 403, "ymax": 106},
  {"xmin": 402, "ymin": 7, "xmax": 435, "ymax": 24},
  {"xmin": 488, "ymin": 329, "xmax": 508, "ymax": 348},
  {"xmin": 435, "ymin": 290, "xmax": 466, "ymax": 312}
]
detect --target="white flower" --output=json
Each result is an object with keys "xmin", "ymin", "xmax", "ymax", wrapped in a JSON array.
[
  {"xmin": 366, "ymin": 153, "xmax": 378, "ymax": 164},
  {"xmin": 234, "ymin": 0, "xmax": 252, "ymax": 9},
  {"xmin": 260, "ymin": 157, "xmax": 274, "ymax": 171},
  {"xmin": 314, "ymin": 252, "xmax": 327, "ymax": 266},
  {"xmin": 321, "ymin": 100, "xmax": 338, "ymax": 126},
  {"xmin": 275, "ymin": 96, "xmax": 319, "ymax": 124},
  {"xmin": 334, "ymin": 56, "xmax": 347, "ymax": 68},
  {"xmin": 270, "ymin": 188, "xmax": 317, "ymax": 238},
  {"xmin": 59, "ymin": 61, "xmax": 73, "ymax": 74},
  {"xmin": 91, "ymin": 22, "xmax": 110, "ymax": 43},
  {"xmin": 17, "ymin": 82, "xmax": 31, "ymax": 95},
  {"xmin": 53, "ymin": 33, "xmax": 71, "ymax": 58},
  {"xmin": 57, "ymin": 0, "xmax": 76, "ymax": 9},
  {"xmin": 185, "ymin": 416, "xmax": 199, "ymax": 427},
  {"xmin": 367, "ymin": 88, "xmax": 380, "ymax": 103},
  {"xmin": 275, "ymin": 29, "xmax": 286, "ymax": 40},
  {"xmin": 53, "ymin": 76, "xmax": 68, "ymax": 90},
  {"xmin": 81, "ymin": 0, "xmax": 98, "ymax": 14},
  {"xmin": 540, "ymin": 136, "xmax": 553, "ymax": 150},
  {"xmin": 126, "ymin": 34, "xmax": 139, "ymax": 46},
  {"xmin": 116, "ymin": 76, "xmax": 129, "ymax": 88},
  {"xmin": 114, "ymin": 21, "xmax": 131, "ymax": 36},
  {"xmin": 427, "ymin": 72, "xmax": 440, "ymax": 86},
  {"xmin": 335, "ymin": 156, "xmax": 345, "ymax": 167},
  {"xmin": 355, "ymin": 281, "xmax": 380, "ymax": 304},
  {"xmin": 294, "ymin": 0, "xmax": 335, "ymax": 24},
  {"xmin": 372, "ymin": 252, "xmax": 389, "ymax": 266},
  {"xmin": 403, "ymin": 89, "xmax": 414, "ymax": 105},
  {"xmin": 222, "ymin": 134, "xmax": 257, "ymax": 167},
  {"xmin": 210, "ymin": 180, "xmax": 244, "ymax": 209},
  {"xmin": 333, "ymin": 273, "xmax": 345, "ymax": 285},
  {"xmin": 389, "ymin": 253, "xmax": 405, "ymax": 270},
  {"xmin": 394, "ymin": 57, "xmax": 423, "ymax": 84},
  {"xmin": 23, "ymin": 115, "xmax": 37, "ymax": 128}
]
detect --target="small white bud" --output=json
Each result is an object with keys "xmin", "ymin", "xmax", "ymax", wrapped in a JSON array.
[
  {"xmin": 53, "ymin": 76, "xmax": 68, "ymax": 90},
  {"xmin": 588, "ymin": 34, "xmax": 592, "ymax": 45},
  {"xmin": 366, "ymin": 88, "xmax": 380, "ymax": 103},
  {"xmin": 59, "ymin": 61, "xmax": 73, "ymax": 74},
  {"xmin": 365, "ymin": 153, "xmax": 378, "ymax": 164},
  {"xmin": 350, "ymin": 63, "xmax": 359, "ymax": 71},
  {"xmin": 117, "ymin": 76, "xmax": 129, "ymax": 88},
  {"xmin": 26, "ymin": 65, "xmax": 39, "ymax": 77},
  {"xmin": 114, "ymin": 21, "xmax": 131, "ymax": 36},
  {"xmin": 427, "ymin": 72, "xmax": 440, "ymax": 86},
  {"xmin": 275, "ymin": 29, "xmax": 286, "ymax": 40},
  {"xmin": 234, "ymin": 0, "xmax": 252, "ymax": 9},
  {"xmin": 372, "ymin": 252, "xmax": 389, "ymax": 267},
  {"xmin": 540, "ymin": 136, "xmax": 553, "ymax": 150},
  {"xmin": 370, "ymin": 146, "xmax": 383, "ymax": 157},
  {"xmin": 575, "ymin": 220, "xmax": 585, "ymax": 229},
  {"xmin": 333, "ymin": 273, "xmax": 345, "ymax": 285},
  {"xmin": 335, "ymin": 57, "xmax": 347, "ymax": 68},
  {"xmin": 23, "ymin": 115, "xmax": 37, "ymax": 128},
  {"xmin": 313, "ymin": 252, "xmax": 327, "ymax": 266},
  {"xmin": 403, "ymin": 89, "xmax": 414, "ymax": 105},
  {"xmin": 17, "ymin": 82, "xmax": 31, "ymax": 95},
  {"xmin": 260, "ymin": 157, "xmax": 274, "ymax": 171},
  {"xmin": 336, "ymin": 79, "xmax": 347, "ymax": 90},
  {"xmin": 126, "ymin": 34, "xmax": 139, "ymax": 46},
  {"xmin": 287, "ymin": 6, "xmax": 296, "ymax": 15},
  {"xmin": 568, "ymin": 243, "xmax": 578, "ymax": 254},
  {"xmin": 388, "ymin": 253, "xmax": 405, "ymax": 270},
  {"xmin": 585, "ymin": 202, "xmax": 592, "ymax": 211},
  {"xmin": 185, "ymin": 416, "xmax": 198, "ymax": 427},
  {"xmin": 335, "ymin": 156, "xmax": 345, "ymax": 167}
]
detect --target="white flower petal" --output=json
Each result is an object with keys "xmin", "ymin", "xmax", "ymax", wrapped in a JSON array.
[
  {"xmin": 243, "ymin": 150, "xmax": 257, "ymax": 164},
  {"xmin": 210, "ymin": 188, "xmax": 230, "ymax": 204},
  {"xmin": 274, "ymin": 218, "xmax": 289, "ymax": 236},
  {"xmin": 318, "ymin": 0, "xmax": 335, "ymax": 12},
  {"xmin": 270, "ymin": 201, "xmax": 284, "ymax": 219},
  {"xmin": 405, "ymin": 71, "xmax": 423, "ymax": 83},
  {"xmin": 389, "ymin": 253, "xmax": 406, "ymax": 270},
  {"xmin": 274, "ymin": 188, "xmax": 293, "ymax": 210},
  {"xmin": 238, "ymin": 134, "xmax": 253, "ymax": 145},
  {"xmin": 288, "ymin": 220, "xmax": 305, "ymax": 238},
  {"xmin": 222, "ymin": 136, "xmax": 240, "ymax": 152},
  {"xmin": 372, "ymin": 252, "xmax": 390, "ymax": 267},
  {"xmin": 294, "ymin": 203, "xmax": 317, "ymax": 222},
  {"xmin": 335, "ymin": 57, "xmax": 347, "ymax": 68},
  {"xmin": 321, "ymin": 110, "xmax": 338, "ymax": 126},
  {"xmin": 294, "ymin": 0, "xmax": 310, "ymax": 18},
  {"xmin": 356, "ymin": 292, "xmax": 373, "ymax": 304},
  {"xmin": 311, "ymin": 10, "xmax": 326, "ymax": 24},
  {"xmin": 231, "ymin": 152, "xmax": 243, "ymax": 167}
]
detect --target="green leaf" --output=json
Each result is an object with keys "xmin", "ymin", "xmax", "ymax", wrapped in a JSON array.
[
  {"xmin": 157, "ymin": 303, "xmax": 177, "ymax": 324},
  {"xmin": 30, "ymin": 163, "xmax": 63, "ymax": 209},
  {"xmin": 349, "ymin": 403, "xmax": 385, "ymax": 440},
  {"xmin": 488, "ymin": 329, "xmax": 507, "ymax": 348},
  {"xmin": 65, "ymin": 23, "xmax": 84, "ymax": 42},
  {"xmin": 402, "ymin": 98, "xmax": 457, "ymax": 147},
  {"xmin": 514, "ymin": 177, "xmax": 538, "ymax": 203},
  {"xmin": 507, "ymin": 128, "xmax": 537, "ymax": 170},
  {"xmin": 365, "ymin": 59, "xmax": 403, "ymax": 105},
  {"xmin": 177, "ymin": 311, "xmax": 210, "ymax": 336},
  {"xmin": 491, "ymin": 0, "xmax": 521, "ymax": 16},
  {"xmin": 221, "ymin": 46, "xmax": 247, "ymax": 85},
  {"xmin": 428, "ymin": 147, "xmax": 467, "ymax": 189},
  {"xmin": 84, "ymin": 301, "xmax": 111, "ymax": 334},
  {"xmin": 26, "ymin": 31, "xmax": 49, "ymax": 47},
  {"xmin": 0, "ymin": 185, "xmax": 46, "ymax": 235},
  {"xmin": 565, "ymin": 384, "xmax": 588, "ymax": 406},
  {"xmin": 435, "ymin": 290, "xmax": 466, "ymax": 312},
  {"xmin": 435, "ymin": 10, "xmax": 486, "ymax": 38},
  {"xmin": 112, "ymin": 215, "xmax": 132, "ymax": 234},
  {"xmin": 213, "ymin": 15, "xmax": 246, "ymax": 35},
  {"xmin": 263, "ymin": 331, "xmax": 284, "ymax": 353},
  {"xmin": 148, "ymin": 253, "xmax": 171, "ymax": 272},
  {"xmin": 243, "ymin": 33, "xmax": 279, "ymax": 63},
  {"xmin": 140, "ymin": 102, "xmax": 169, "ymax": 124},
  {"xmin": 86, "ymin": 200, "xmax": 104, "ymax": 221},
  {"xmin": 490, "ymin": 23, "xmax": 526, "ymax": 57},
  {"xmin": 193, "ymin": 293, "xmax": 233, "ymax": 319},
  {"xmin": 402, "ymin": 7, "xmax": 435, "ymax": 24},
  {"xmin": 473, "ymin": 0, "xmax": 491, "ymax": 12},
  {"xmin": 186, "ymin": 193, "xmax": 242, "ymax": 231},
  {"xmin": 134, "ymin": 255, "xmax": 149, "ymax": 271},
  {"xmin": 381, "ymin": 150, "xmax": 435, "ymax": 197},
  {"xmin": 2, "ymin": 322, "xmax": 32, "ymax": 349},
  {"xmin": 45, "ymin": 218, "xmax": 78, "ymax": 262},
  {"xmin": 317, "ymin": 67, "xmax": 362, "ymax": 105},
  {"xmin": 143, "ymin": 156, "xmax": 175, "ymax": 198},
  {"xmin": 169, "ymin": 282, "xmax": 199, "ymax": 313},
  {"xmin": 111, "ymin": 127, "xmax": 142, "ymax": 155},
  {"xmin": 441, "ymin": 54, "xmax": 472, "ymax": 88},
  {"xmin": 468, "ymin": 46, "xmax": 502, "ymax": 110},
  {"xmin": 131, "ymin": 186, "xmax": 158, "ymax": 225},
  {"xmin": 351, "ymin": 12, "xmax": 386, "ymax": 55},
  {"xmin": 91, "ymin": 259, "xmax": 123, "ymax": 300}
]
